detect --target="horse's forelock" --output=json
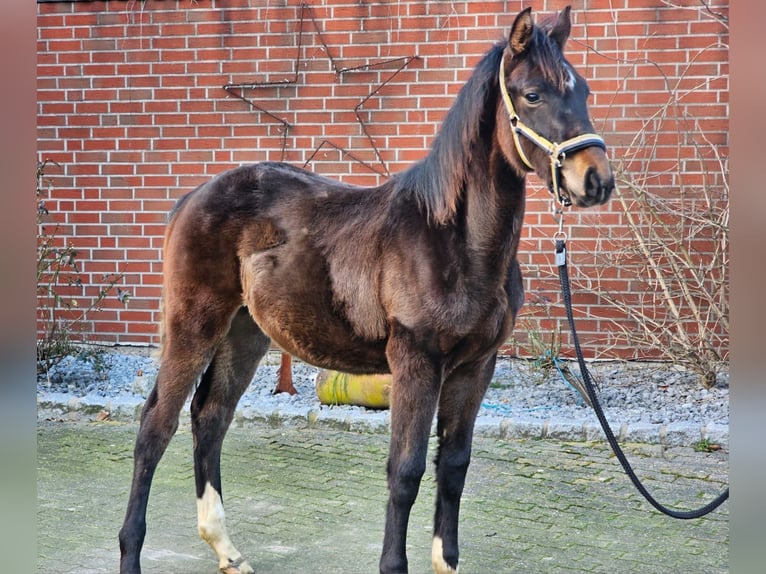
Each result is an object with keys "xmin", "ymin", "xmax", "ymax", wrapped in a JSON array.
[{"xmin": 525, "ymin": 26, "xmax": 573, "ymax": 94}]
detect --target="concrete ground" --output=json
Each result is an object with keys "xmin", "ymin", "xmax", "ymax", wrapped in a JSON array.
[{"xmin": 37, "ymin": 421, "xmax": 728, "ymax": 573}]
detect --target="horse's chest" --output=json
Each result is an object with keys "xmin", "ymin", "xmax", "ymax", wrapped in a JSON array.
[{"xmin": 445, "ymin": 293, "xmax": 513, "ymax": 355}]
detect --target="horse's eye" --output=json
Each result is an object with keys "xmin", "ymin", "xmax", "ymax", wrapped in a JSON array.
[{"xmin": 524, "ymin": 93, "xmax": 540, "ymax": 104}]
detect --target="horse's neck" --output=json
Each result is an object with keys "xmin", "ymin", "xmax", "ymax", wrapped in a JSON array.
[{"xmin": 462, "ymin": 152, "xmax": 526, "ymax": 272}]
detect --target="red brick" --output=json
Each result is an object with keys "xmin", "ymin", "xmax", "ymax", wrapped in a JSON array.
[{"xmin": 36, "ymin": 1, "xmax": 729, "ymax": 355}]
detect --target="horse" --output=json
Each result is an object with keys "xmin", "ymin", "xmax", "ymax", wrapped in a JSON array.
[{"xmin": 119, "ymin": 7, "xmax": 614, "ymax": 574}]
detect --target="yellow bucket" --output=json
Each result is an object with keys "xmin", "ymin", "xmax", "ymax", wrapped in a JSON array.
[{"xmin": 315, "ymin": 370, "xmax": 391, "ymax": 409}]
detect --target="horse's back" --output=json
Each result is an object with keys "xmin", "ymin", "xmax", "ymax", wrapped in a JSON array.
[
  {"xmin": 165, "ymin": 161, "xmax": 385, "ymax": 263},
  {"xmin": 171, "ymin": 161, "xmax": 361, "ymax": 216}
]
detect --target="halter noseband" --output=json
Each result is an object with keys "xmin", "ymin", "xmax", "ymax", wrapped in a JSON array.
[{"xmin": 499, "ymin": 53, "xmax": 606, "ymax": 207}]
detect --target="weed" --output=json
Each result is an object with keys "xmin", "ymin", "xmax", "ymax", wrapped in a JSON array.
[
  {"xmin": 693, "ymin": 438, "xmax": 721, "ymax": 453},
  {"xmin": 511, "ymin": 291, "xmax": 561, "ymax": 379},
  {"xmin": 36, "ymin": 159, "xmax": 130, "ymax": 375}
]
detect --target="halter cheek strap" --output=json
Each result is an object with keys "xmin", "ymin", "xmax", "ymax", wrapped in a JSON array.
[{"xmin": 499, "ymin": 53, "xmax": 606, "ymax": 206}]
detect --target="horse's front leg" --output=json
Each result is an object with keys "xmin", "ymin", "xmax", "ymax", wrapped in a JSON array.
[
  {"xmin": 380, "ymin": 321, "xmax": 442, "ymax": 574},
  {"xmin": 431, "ymin": 355, "xmax": 497, "ymax": 574}
]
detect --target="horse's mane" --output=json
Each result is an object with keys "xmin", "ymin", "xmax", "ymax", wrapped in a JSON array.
[
  {"xmin": 397, "ymin": 23, "xmax": 571, "ymax": 225},
  {"xmin": 396, "ymin": 42, "xmax": 505, "ymax": 225}
]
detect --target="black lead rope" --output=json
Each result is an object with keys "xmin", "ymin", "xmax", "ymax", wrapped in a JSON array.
[{"xmin": 555, "ymin": 238, "xmax": 729, "ymax": 519}]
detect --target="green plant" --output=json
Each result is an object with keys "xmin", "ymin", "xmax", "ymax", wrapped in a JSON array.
[
  {"xmin": 510, "ymin": 291, "xmax": 594, "ymax": 406},
  {"xmin": 511, "ymin": 291, "xmax": 561, "ymax": 376},
  {"xmin": 36, "ymin": 159, "xmax": 130, "ymax": 374},
  {"xmin": 693, "ymin": 438, "xmax": 722, "ymax": 453}
]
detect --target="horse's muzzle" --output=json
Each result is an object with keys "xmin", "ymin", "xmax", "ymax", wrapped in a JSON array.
[{"xmin": 559, "ymin": 147, "xmax": 615, "ymax": 207}]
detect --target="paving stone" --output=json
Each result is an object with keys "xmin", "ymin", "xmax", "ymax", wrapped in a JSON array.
[{"xmin": 37, "ymin": 421, "xmax": 728, "ymax": 573}]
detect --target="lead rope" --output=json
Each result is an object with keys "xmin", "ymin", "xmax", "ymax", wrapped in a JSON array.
[{"xmin": 554, "ymin": 234, "xmax": 729, "ymax": 519}]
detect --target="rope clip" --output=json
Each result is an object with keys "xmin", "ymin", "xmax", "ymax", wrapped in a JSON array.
[
  {"xmin": 551, "ymin": 203, "xmax": 567, "ymax": 239},
  {"xmin": 552, "ymin": 202, "xmax": 568, "ymax": 266}
]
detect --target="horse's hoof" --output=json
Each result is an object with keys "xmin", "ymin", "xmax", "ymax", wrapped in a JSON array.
[
  {"xmin": 432, "ymin": 537, "xmax": 459, "ymax": 574},
  {"xmin": 220, "ymin": 556, "xmax": 254, "ymax": 574}
]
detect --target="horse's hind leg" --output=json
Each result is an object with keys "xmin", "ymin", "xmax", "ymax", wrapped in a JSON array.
[
  {"xmin": 191, "ymin": 307, "xmax": 269, "ymax": 574},
  {"xmin": 119, "ymin": 299, "xmax": 240, "ymax": 574},
  {"xmin": 431, "ymin": 355, "xmax": 497, "ymax": 574}
]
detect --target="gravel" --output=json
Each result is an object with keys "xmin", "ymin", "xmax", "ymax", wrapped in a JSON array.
[{"xmin": 37, "ymin": 347, "xmax": 729, "ymax": 446}]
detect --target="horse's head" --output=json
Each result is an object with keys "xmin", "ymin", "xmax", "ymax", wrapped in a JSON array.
[{"xmin": 497, "ymin": 6, "xmax": 614, "ymax": 207}]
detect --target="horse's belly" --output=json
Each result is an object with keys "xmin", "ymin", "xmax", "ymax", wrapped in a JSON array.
[
  {"xmin": 271, "ymin": 327, "xmax": 389, "ymax": 375},
  {"xmin": 258, "ymin": 311, "xmax": 390, "ymax": 375},
  {"xmin": 241, "ymin": 252, "xmax": 390, "ymax": 374}
]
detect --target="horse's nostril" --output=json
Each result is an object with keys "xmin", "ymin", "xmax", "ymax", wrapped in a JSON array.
[
  {"xmin": 585, "ymin": 168, "xmax": 614, "ymax": 203},
  {"xmin": 585, "ymin": 168, "xmax": 600, "ymax": 197}
]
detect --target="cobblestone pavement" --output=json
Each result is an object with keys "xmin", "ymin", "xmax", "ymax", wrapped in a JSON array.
[{"xmin": 37, "ymin": 421, "xmax": 728, "ymax": 573}]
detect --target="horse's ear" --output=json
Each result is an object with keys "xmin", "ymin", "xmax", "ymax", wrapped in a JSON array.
[
  {"xmin": 549, "ymin": 6, "xmax": 572, "ymax": 50},
  {"xmin": 509, "ymin": 7, "xmax": 534, "ymax": 56}
]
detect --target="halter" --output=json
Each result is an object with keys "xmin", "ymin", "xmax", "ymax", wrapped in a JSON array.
[{"xmin": 499, "ymin": 53, "xmax": 606, "ymax": 207}]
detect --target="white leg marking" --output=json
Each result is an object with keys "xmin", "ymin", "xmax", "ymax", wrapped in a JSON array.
[
  {"xmin": 197, "ymin": 482, "xmax": 254, "ymax": 574},
  {"xmin": 432, "ymin": 536, "xmax": 459, "ymax": 574}
]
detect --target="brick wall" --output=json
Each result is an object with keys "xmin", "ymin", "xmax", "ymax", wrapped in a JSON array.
[{"xmin": 37, "ymin": 0, "xmax": 729, "ymax": 360}]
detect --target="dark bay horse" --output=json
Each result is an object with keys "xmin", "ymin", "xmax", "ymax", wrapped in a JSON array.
[{"xmin": 119, "ymin": 7, "xmax": 614, "ymax": 574}]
